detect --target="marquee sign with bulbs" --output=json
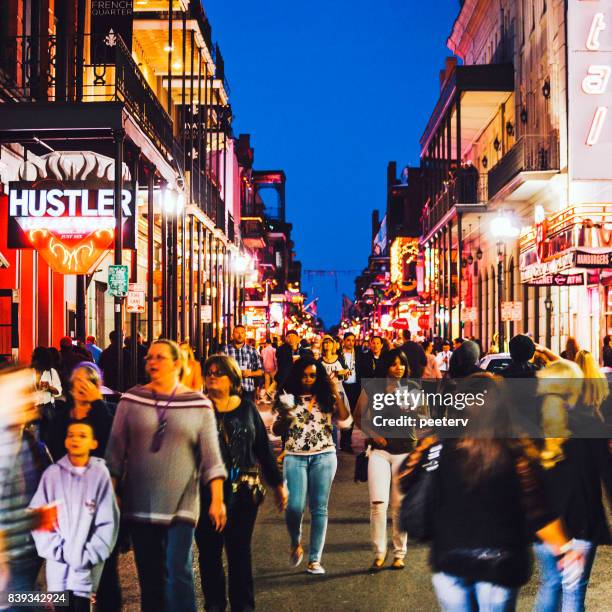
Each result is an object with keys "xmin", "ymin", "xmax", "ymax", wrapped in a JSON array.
[{"xmin": 7, "ymin": 152, "xmax": 135, "ymax": 275}]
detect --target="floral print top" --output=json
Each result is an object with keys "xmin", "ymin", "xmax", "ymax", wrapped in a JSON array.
[{"xmin": 284, "ymin": 394, "xmax": 335, "ymax": 456}]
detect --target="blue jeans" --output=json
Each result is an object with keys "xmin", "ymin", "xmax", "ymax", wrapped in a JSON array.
[
  {"xmin": 534, "ymin": 540, "xmax": 597, "ymax": 612},
  {"xmin": 284, "ymin": 452, "xmax": 337, "ymax": 563},
  {"xmin": 130, "ymin": 521, "xmax": 197, "ymax": 612},
  {"xmin": 432, "ymin": 572, "xmax": 518, "ymax": 612}
]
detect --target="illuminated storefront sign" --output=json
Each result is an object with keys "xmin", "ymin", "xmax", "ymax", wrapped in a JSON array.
[
  {"xmin": 527, "ymin": 273, "xmax": 585, "ymax": 287},
  {"xmin": 7, "ymin": 152, "xmax": 135, "ymax": 275},
  {"xmin": 389, "ymin": 237, "xmax": 418, "ymax": 294},
  {"xmin": 569, "ymin": 0, "xmax": 612, "ymax": 181}
]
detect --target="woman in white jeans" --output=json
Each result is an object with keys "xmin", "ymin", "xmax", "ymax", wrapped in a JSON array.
[{"xmin": 355, "ymin": 348, "xmax": 416, "ymax": 571}]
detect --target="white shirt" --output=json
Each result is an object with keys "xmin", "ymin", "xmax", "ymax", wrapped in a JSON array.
[
  {"xmin": 435, "ymin": 351, "xmax": 453, "ymax": 372},
  {"xmin": 343, "ymin": 351, "xmax": 357, "ymax": 384},
  {"xmin": 35, "ymin": 368, "xmax": 62, "ymax": 405}
]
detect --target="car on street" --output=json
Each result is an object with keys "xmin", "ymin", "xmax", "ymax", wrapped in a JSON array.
[{"xmin": 478, "ymin": 353, "xmax": 512, "ymax": 373}]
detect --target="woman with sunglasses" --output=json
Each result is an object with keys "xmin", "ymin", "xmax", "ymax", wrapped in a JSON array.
[
  {"xmin": 273, "ymin": 356, "xmax": 351, "ymax": 575},
  {"xmin": 105, "ymin": 339, "xmax": 227, "ymax": 612},
  {"xmin": 196, "ymin": 354, "xmax": 288, "ymax": 612}
]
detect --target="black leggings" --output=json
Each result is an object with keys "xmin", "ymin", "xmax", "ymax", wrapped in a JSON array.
[{"xmin": 195, "ymin": 496, "xmax": 259, "ymax": 612}]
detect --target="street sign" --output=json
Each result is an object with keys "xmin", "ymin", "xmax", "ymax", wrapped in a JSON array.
[
  {"xmin": 108, "ymin": 265, "xmax": 129, "ymax": 297},
  {"xmin": 201, "ymin": 304, "xmax": 212, "ymax": 323},
  {"xmin": 461, "ymin": 307, "xmax": 478, "ymax": 322},
  {"xmin": 527, "ymin": 273, "xmax": 584, "ymax": 287},
  {"xmin": 501, "ymin": 301, "xmax": 522, "ymax": 322},
  {"xmin": 127, "ymin": 283, "xmax": 146, "ymax": 314}
]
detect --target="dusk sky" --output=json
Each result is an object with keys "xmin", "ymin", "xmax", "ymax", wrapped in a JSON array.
[{"xmin": 206, "ymin": 0, "xmax": 458, "ymax": 327}]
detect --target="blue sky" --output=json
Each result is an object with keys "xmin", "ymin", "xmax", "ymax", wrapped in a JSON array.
[{"xmin": 206, "ymin": 0, "xmax": 458, "ymax": 327}]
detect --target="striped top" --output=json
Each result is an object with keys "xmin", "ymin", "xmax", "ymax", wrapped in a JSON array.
[
  {"xmin": 0, "ymin": 426, "xmax": 51, "ymax": 562},
  {"xmin": 105, "ymin": 385, "xmax": 227, "ymax": 525}
]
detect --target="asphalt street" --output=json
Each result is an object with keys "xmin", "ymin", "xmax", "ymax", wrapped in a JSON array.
[{"xmin": 116, "ymin": 404, "xmax": 612, "ymax": 612}]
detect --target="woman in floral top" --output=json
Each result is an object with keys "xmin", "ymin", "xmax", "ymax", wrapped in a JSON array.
[{"xmin": 273, "ymin": 356, "xmax": 351, "ymax": 575}]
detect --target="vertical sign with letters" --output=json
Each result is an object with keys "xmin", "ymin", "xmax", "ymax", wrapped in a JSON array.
[
  {"xmin": 90, "ymin": 0, "xmax": 134, "ymax": 63},
  {"xmin": 568, "ymin": 0, "xmax": 612, "ymax": 181}
]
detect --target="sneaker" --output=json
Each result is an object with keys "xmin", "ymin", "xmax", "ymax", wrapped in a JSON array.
[
  {"xmin": 307, "ymin": 561, "xmax": 326, "ymax": 575},
  {"xmin": 390, "ymin": 557, "xmax": 405, "ymax": 570},
  {"xmin": 290, "ymin": 544, "xmax": 304, "ymax": 567}
]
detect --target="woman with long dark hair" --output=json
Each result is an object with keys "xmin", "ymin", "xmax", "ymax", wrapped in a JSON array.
[
  {"xmin": 399, "ymin": 373, "xmax": 583, "ymax": 611},
  {"xmin": 272, "ymin": 356, "xmax": 351, "ymax": 575},
  {"xmin": 196, "ymin": 354, "xmax": 287, "ymax": 611},
  {"xmin": 354, "ymin": 348, "xmax": 416, "ymax": 571}
]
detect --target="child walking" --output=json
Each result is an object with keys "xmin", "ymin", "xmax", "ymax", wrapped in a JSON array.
[{"xmin": 29, "ymin": 420, "xmax": 119, "ymax": 611}]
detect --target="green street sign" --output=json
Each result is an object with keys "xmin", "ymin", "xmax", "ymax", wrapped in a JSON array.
[{"xmin": 108, "ymin": 265, "xmax": 129, "ymax": 298}]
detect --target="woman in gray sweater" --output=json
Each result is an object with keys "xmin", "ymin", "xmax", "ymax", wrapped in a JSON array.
[{"xmin": 105, "ymin": 339, "xmax": 227, "ymax": 612}]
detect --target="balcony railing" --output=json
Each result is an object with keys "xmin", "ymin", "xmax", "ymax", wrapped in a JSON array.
[
  {"xmin": 422, "ymin": 171, "xmax": 488, "ymax": 236},
  {"xmin": 0, "ymin": 34, "xmax": 173, "ymax": 155},
  {"xmin": 487, "ymin": 133, "xmax": 560, "ymax": 200}
]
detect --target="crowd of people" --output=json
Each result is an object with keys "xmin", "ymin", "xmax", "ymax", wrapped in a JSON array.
[{"xmin": 0, "ymin": 325, "xmax": 610, "ymax": 612}]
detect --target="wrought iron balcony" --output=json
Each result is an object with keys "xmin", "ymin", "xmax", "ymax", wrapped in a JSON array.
[
  {"xmin": 487, "ymin": 133, "xmax": 560, "ymax": 200},
  {"xmin": 422, "ymin": 171, "xmax": 488, "ymax": 236},
  {"xmin": 0, "ymin": 34, "xmax": 173, "ymax": 156}
]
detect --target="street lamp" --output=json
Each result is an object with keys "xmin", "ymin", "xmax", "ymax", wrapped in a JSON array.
[
  {"xmin": 490, "ymin": 213, "xmax": 520, "ymax": 353},
  {"xmin": 544, "ymin": 291, "xmax": 553, "ymax": 349}
]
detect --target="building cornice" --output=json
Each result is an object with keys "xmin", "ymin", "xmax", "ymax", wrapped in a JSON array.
[{"xmin": 447, "ymin": 0, "xmax": 488, "ymax": 61}]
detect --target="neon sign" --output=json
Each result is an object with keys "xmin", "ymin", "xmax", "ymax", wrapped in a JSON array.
[
  {"xmin": 569, "ymin": 1, "xmax": 612, "ymax": 180},
  {"xmin": 7, "ymin": 151, "xmax": 135, "ymax": 274}
]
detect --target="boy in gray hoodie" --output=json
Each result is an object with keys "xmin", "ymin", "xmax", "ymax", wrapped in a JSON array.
[{"xmin": 29, "ymin": 421, "xmax": 119, "ymax": 611}]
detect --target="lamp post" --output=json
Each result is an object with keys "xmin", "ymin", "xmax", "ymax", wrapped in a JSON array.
[
  {"xmin": 490, "ymin": 213, "xmax": 520, "ymax": 353},
  {"xmin": 544, "ymin": 290, "xmax": 553, "ymax": 349}
]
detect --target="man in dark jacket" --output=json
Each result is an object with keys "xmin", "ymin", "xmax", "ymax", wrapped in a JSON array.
[
  {"xmin": 275, "ymin": 330, "xmax": 302, "ymax": 388},
  {"xmin": 500, "ymin": 334, "xmax": 540, "ymax": 379},
  {"xmin": 99, "ymin": 331, "xmax": 121, "ymax": 392}
]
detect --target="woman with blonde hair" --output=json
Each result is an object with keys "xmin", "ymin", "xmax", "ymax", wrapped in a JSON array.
[
  {"xmin": 533, "ymin": 358, "xmax": 612, "ymax": 612},
  {"xmin": 180, "ymin": 342, "xmax": 204, "ymax": 391},
  {"xmin": 106, "ymin": 339, "xmax": 227, "ymax": 612},
  {"xmin": 575, "ymin": 349, "xmax": 609, "ymax": 420}
]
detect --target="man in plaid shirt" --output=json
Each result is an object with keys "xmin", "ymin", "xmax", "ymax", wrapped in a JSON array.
[{"xmin": 222, "ymin": 325, "xmax": 264, "ymax": 400}]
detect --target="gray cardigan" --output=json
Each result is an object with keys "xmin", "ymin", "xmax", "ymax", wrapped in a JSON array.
[{"xmin": 105, "ymin": 385, "xmax": 227, "ymax": 525}]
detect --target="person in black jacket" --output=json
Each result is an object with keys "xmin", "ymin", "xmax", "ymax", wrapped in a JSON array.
[
  {"xmin": 340, "ymin": 332, "xmax": 371, "ymax": 453},
  {"xmin": 47, "ymin": 362, "xmax": 113, "ymax": 462},
  {"xmin": 275, "ymin": 330, "xmax": 302, "ymax": 388},
  {"xmin": 197, "ymin": 354, "xmax": 288, "ymax": 612},
  {"xmin": 400, "ymin": 374, "xmax": 584, "ymax": 611},
  {"xmin": 500, "ymin": 334, "xmax": 540, "ymax": 378}
]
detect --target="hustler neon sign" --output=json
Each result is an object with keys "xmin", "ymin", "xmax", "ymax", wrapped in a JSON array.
[
  {"xmin": 8, "ymin": 188, "xmax": 133, "ymax": 217},
  {"xmin": 8, "ymin": 186, "xmax": 135, "ymax": 274}
]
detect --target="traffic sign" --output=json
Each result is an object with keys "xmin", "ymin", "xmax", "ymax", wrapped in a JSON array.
[
  {"xmin": 501, "ymin": 301, "xmax": 522, "ymax": 322},
  {"xmin": 108, "ymin": 265, "xmax": 129, "ymax": 297},
  {"xmin": 461, "ymin": 307, "xmax": 478, "ymax": 322},
  {"xmin": 127, "ymin": 283, "xmax": 146, "ymax": 314}
]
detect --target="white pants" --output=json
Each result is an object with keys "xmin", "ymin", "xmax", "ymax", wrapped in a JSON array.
[{"xmin": 367, "ymin": 448, "xmax": 408, "ymax": 559}]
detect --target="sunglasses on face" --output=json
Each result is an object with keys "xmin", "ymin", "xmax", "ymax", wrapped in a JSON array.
[{"xmin": 205, "ymin": 370, "xmax": 228, "ymax": 378}]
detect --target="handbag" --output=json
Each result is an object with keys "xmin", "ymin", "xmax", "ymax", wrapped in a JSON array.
[
  {"xmin": 233, "ymin": 469, "xmax": 267, "ymax": 507},
  {"xmin": 354, "ymin": 445, "xmax": 371, "ymax": 483},
  {"xmin": 398, "ymin": 437, "xmax": 442, "ymax": 542}
]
